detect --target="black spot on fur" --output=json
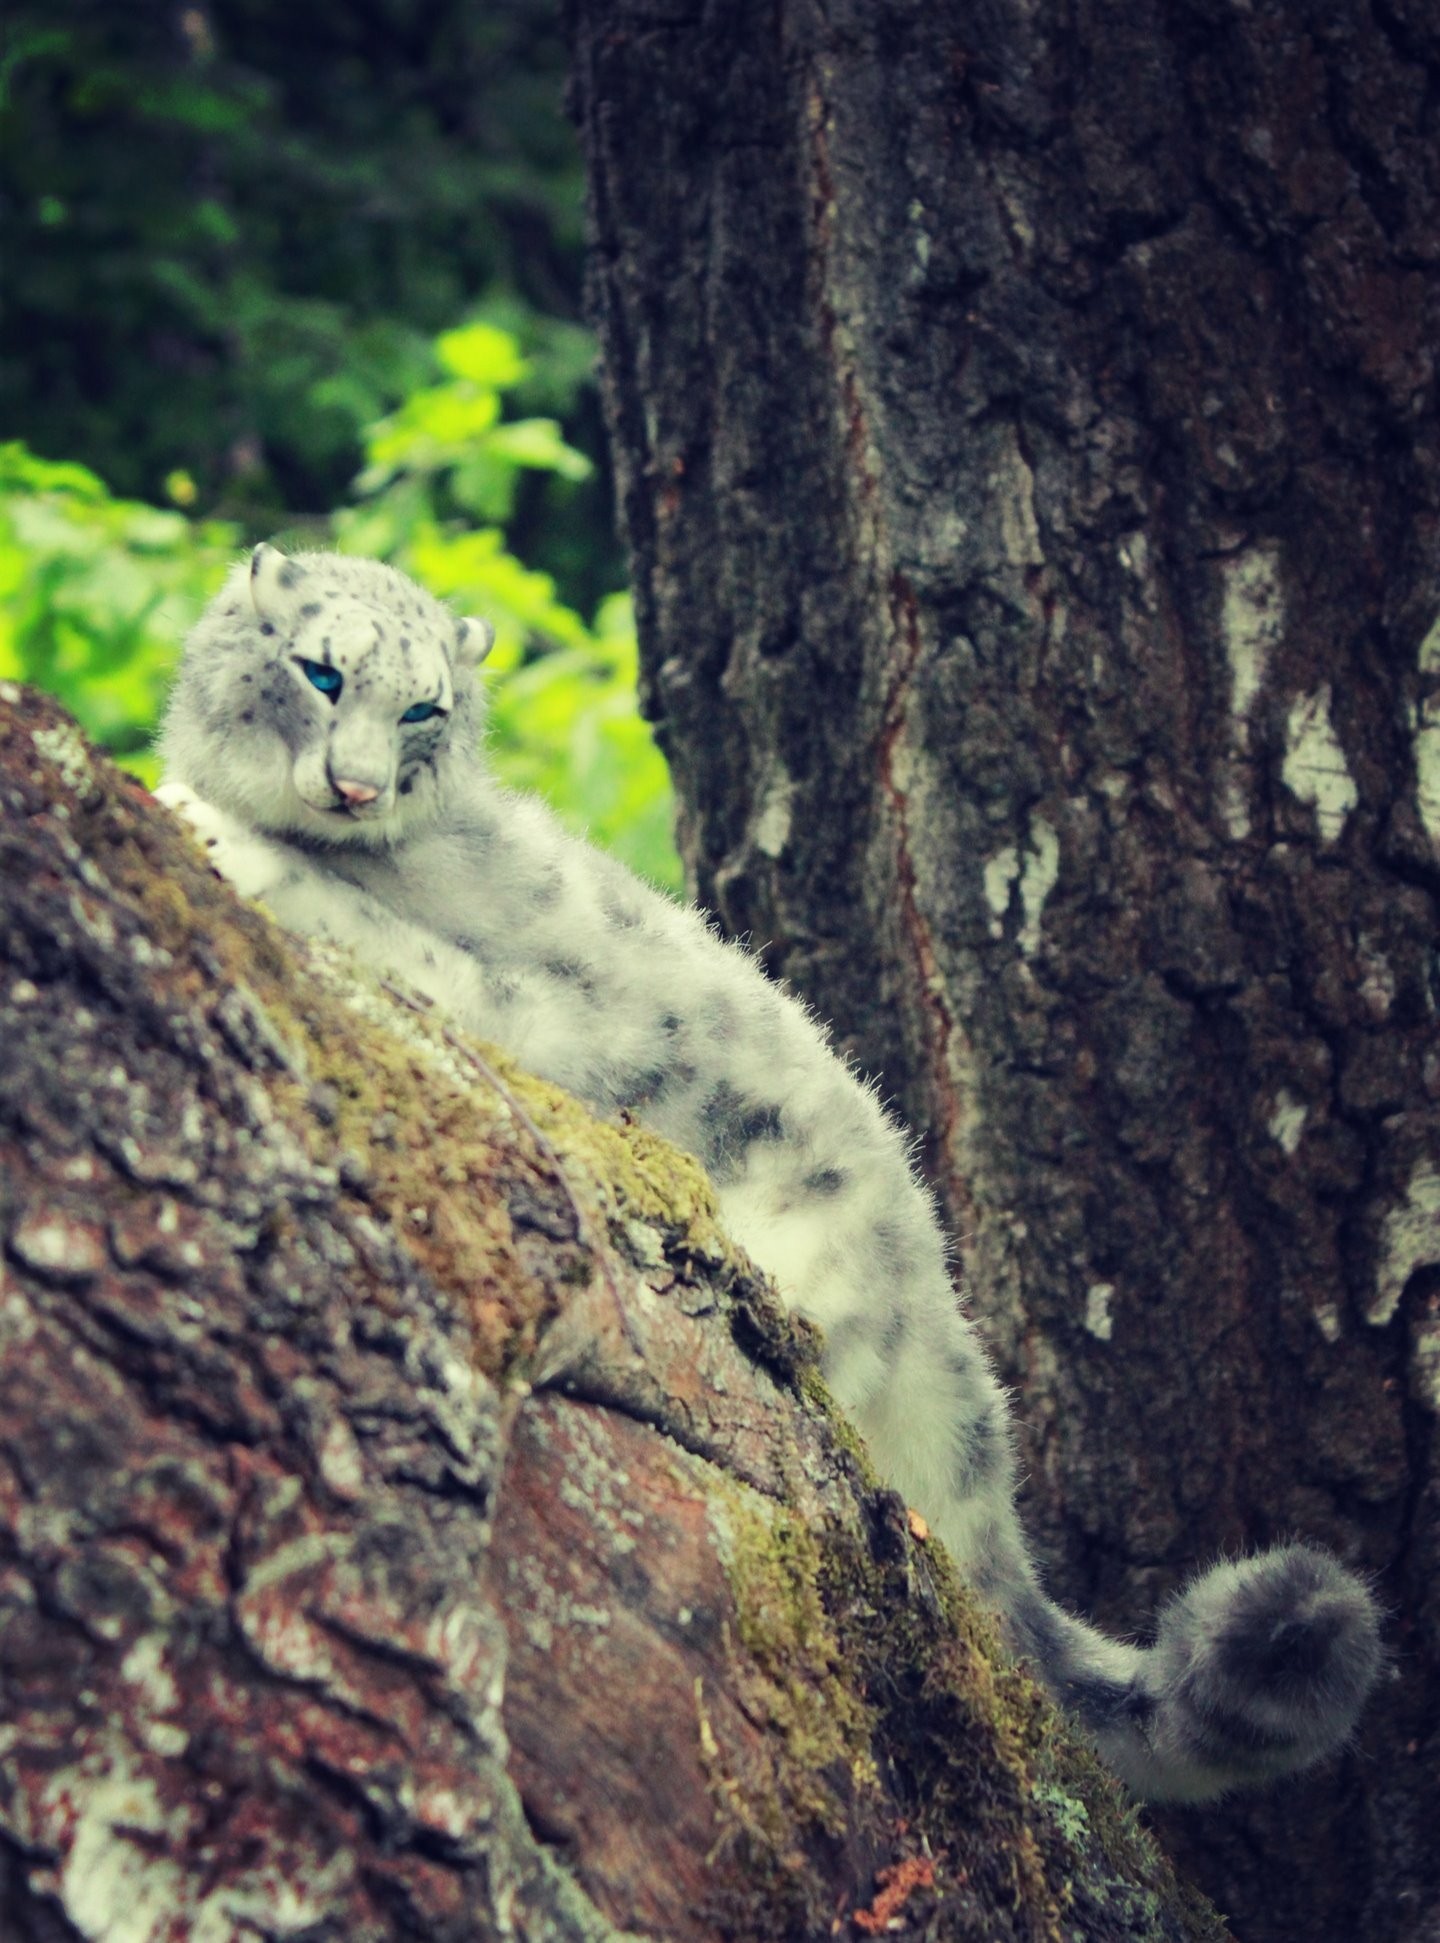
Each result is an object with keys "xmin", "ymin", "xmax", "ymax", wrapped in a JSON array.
[
  {"xmin": 399, "ymin": 776, "xmax": 415, "ymax": 796},
  {"xmin": 603, "ymin": 896, "xmax": 645, "ymax": 930},
  {"xmin": 951, "ymin": 1403, "xmax": 1004, "ymax": 1498},
  {"xmin": 619, "ymin": 1067, "xmax": 670, "ymax": 1110},
  {"xmin": 259, "ymin": 622, "xmax": 276, "ymax": 637},
  {"xmin": 546, "ymin": 957, "xmax": 601, "ymax": 1000},
  {"xmin": 532, "ymin": 870, "xmax": 563, "ymax": 910},
  {"xmin": 1219, "ymin": 1607, "xmax": 1342, "ymax": 1700},
  {"xmin": 659, "ymin": 1011, "xmax": 683, "ymax": 1035},
  {"xmin": 880, "ymin": 1307, "xmax": 908, "ymax": 1357},
  {"xmin": 701, "ymin": 1081, "xmax": 785, "ymax": 1162},
  {"xmin": 299, "ymin": 601, "xmax": 323, "ymax": 619},
  {"xmin": 277, "ymin": 562, "xmax": 302, "ymax": 590},
  {"xmin": 1063, "ymin": 1668, "xmax": 1154, "ymax": 1733},
  {"xmin": 802, "ymin": 1166, "xmax": 847, "ymax": 1197},
  {"xmin": 943, "ymin": 1340, "xmax": 984, "ymax": 1383}
]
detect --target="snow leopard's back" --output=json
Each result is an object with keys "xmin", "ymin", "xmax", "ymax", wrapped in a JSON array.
[{"xmin": 159, "ymin": 547, "xmax": 1383, "ymax": 1802}]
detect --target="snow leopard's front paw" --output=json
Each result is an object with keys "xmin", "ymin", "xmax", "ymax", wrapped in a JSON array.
[{"xmin": 154, "ymin": 782, "xmax": 292, "ymax": 902}]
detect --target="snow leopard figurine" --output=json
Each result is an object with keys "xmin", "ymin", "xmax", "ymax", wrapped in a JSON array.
[{"xmin": 157, "ymin": 544, "xmax": 1381, "ymax": 1802}]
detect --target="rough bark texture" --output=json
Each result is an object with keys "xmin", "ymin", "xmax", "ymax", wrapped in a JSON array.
[
  {"xmin": 0, "ymin": 686, "xmax": 1233, "ymax": 1941},
  {"xmin": 567, "ymin": 5, "xmax": 1440, "ymax": 1938}
]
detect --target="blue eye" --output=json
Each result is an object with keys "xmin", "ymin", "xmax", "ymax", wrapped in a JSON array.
[
  {"xmin": 298, "ymin": 659, "xmax": 342, "ymax": 700},
  {"xmin": 400, "ymin": 699, "xmax": 442, "ymax": 725}
]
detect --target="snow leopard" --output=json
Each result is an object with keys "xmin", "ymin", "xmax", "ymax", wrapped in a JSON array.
[{"xmin": 156, "ymin": 544, "xmax": 1381, "ymax": 1802}]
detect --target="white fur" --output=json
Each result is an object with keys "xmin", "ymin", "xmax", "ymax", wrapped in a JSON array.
[{"xmin": 158, "ymin": 549, "xmax": 1382, "ymax": 1799}]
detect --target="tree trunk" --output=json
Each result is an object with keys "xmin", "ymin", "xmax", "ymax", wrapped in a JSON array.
[
  {"xmin": 566, "ymin": 4, "xmax": 1440, "ymax": 1937},
  {"xmin": 0, "ymin": 687, "xmax": 1231, "ymax": 1940}
]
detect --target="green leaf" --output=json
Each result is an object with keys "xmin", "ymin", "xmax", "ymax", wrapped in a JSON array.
[
  {"xmin": 484, "ymin": 418, "xmax": 592, "ymax": 480},
  {"xmin": 435, "ymin": 322, "xmax": 528, "ymax": 389}
]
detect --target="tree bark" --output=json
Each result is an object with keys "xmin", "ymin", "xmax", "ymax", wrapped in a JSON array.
[
  {"xmin": 567, "ymin": 4, "xmax": 1440, "ymax": 1938},
  {"xmin": 0, "ymin": 687, "xmax": 1231, "ymax": 1940}
]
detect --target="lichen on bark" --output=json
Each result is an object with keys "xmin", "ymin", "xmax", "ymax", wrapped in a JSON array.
[
  {"xmin": 1, "ymin": 686, "xmax": 1224, "ymax": 1939},
  {"xmin": 565, "ymin": 5, "xmax": 1438, "ymax": 1935}
]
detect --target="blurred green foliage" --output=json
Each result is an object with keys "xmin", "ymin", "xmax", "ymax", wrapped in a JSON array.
[
  {"xmin": 1, "ymin": 2, "xmax": 680, "ymax": 889},
  {"xmin": 0, "ymin": 0, "xmax": 619, "ymax": 603},
  {"xmin": 0, "ymin": 444, "xmax": 239, "ymax": 777},
  {"xmin": 0, "ymin": 323, "xmax": 680, "ymax": 889}
]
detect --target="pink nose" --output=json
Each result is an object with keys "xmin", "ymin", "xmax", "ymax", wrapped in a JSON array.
[{"xmin": 334, "ymin": 779, "xmax": 380, "ymax": 806}]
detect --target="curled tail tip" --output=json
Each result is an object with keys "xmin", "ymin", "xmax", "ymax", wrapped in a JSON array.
[
  {"xmin": 995, "ymin": 1543, "xmax": 1381, "ymax": 1803},
  {"xmin": 1180, "ymin": 1541, "xmax": 1383, "ymax": 1707},
  {"xmin": 1149, "ymin": 1541, "xmax": 1382, "ymax": 1798}
]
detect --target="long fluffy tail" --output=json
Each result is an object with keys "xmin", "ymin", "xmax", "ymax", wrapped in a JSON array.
[
  {"xmin": 813, "ymin": 1249, "xmax": 1382, "ymax": 1801},
  {"xmin": 997, "ymin": 1541, "xmax": 1382, "ymax": 1801}
]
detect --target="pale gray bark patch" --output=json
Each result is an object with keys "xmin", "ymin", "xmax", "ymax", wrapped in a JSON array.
[{"xmin": 568, "ymin": 2, "xmax": 1440, "ymax": 1935}]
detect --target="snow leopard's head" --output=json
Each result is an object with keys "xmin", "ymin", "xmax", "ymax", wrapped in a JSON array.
[{"xmin": 162, "ymin": 544, "xmax": 494, "ymax": 846}]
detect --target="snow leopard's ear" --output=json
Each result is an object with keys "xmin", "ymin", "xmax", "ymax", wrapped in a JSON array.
[
  {"xmin": 454, "ymin": 615, "xmax": 495, "ymax": 670},
  {"xmin": 248, "ymin": 543, "xmax": 310, "ymax": 636}
]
